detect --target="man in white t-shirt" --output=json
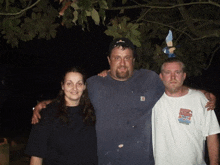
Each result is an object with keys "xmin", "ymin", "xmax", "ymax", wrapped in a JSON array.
[{"xmin": 152, "ymin": 58, "xmax": 220, "ymax": 165}]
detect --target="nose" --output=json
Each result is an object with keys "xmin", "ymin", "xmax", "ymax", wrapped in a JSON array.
[
  {"xmin": 120, "ymin": 58, "xmax": 125, "ymax": 66},
  {"xmin": 171, "ymin": 72, "xmax": 176, "ymax": 79},
  {"xmin": 72, "ymin": 84, "xmax": 77, "ymax": 90}
]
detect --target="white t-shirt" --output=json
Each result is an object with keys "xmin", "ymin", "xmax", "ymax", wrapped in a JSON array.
[{"xmin": 152, "ymin": 89, "xmax": 220, "ymax": 165}]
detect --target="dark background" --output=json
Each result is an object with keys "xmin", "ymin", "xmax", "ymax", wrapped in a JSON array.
[{"xmin": 0, "ymin": 24, "xmax": 220, "ymax": 134}]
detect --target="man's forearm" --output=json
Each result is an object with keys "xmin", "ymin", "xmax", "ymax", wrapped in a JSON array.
[
  {"xmin": 207, "ymin": 134, "xmax": 219, "ymax": 165},
  {"xmin": 44, "ymin": 100, "xmax": 52, "ymax": 105},
  {"xmin": 30, "ymin": 156, "xmax": 43, "ymax": 165}
]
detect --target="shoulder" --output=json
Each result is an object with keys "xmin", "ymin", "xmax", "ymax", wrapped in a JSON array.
[
  {"xmin": 87, "ymin": 74, "xmax": 112, "ymax": 90},
  {"xmin": 186, "ymin": 89, "xmax": 208, "ymax": 108},
  {"xmin": 87, "ymin": 75, "xmax": 98, "ymax": 83},
  {"xmin": 136, "ymin": 69, "xmax": 158, "ymax": 76},
  {"xmin": 87, "ymin": 75, "xmax": 105, "ymax": 85},
  {"xmin": 40, "ymin": 101, "xmax": 59, "ymax": 119},
  {"xmin": 134, "ymin": 69, "xmax": 160, "ymax": 81},
  {"xmin": 135, "ymin": 69, "xmax": 163, "ymax": 87},
  {"xmin": 188, "ymin": 89, "xmax": 207, "ymax": 100}
]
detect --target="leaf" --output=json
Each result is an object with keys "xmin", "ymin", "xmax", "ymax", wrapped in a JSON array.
[
  {"xmin": 77, "ymin": 0, "xmax": 92, "ymax": 11},
  {"xmin": 131, "ymin": 29, "xmax": 141, "ymax": 36},
  {"xmin": 130, "ymin": 36, "xmax": 141, "ymax": 47},
  {"xmin": 72, "ymin": 10, "xmax": 78, "ymax": 25},
  {"xmin": 130, "ymin": 24, "xmax": 139, "ymax": 30},
  {"xmin": 122, "ymin": 0, "xmax": 127, "ymax": 5},
  {"xmin": 31, "ymin": 12, "xmax": 36, "ymax": 19},
  {"xmin": 86, "ymin": 10, "xmax": 91, "ymax": 16},
  {"xmin": 81, "ymin": 10, "xmax": 88, "ymax": 23},
  {"xmin": 127, "ymin": 23, "xmax": 133, "ymax": 29},
  {"xmin": 71, "ymin": 2, "xmax": 79, "ymax": 10},
  {"xmin": 99, "ymin": 0, "xmax": 108, "ymax": 9},
  {"xmin": 91, "ymin": 8, "xmax": 100, "ymax": 25},
  {"xmin": 104, "ymin": 28, "xmax": 122, "ymax": 38},
  {"xmin": 119, "ymin": 9, "xmax": 124, "ymax": 14},
  {"xmin": 99, "ymin": 9, "xmax": 106, "ymax": 24}
]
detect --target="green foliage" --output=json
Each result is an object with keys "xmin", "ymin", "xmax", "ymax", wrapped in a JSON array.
[
  {"xmin": 69, "ymin": 0, "xmax": 104, "ymax": 29},
  {"xmin": 0, "ymin": 0, "xmax": 59, "ymax": 47},
  {"xmin": 122, "ymin": 0, "xmax": 127, "ymax": 5},
  {"xmin": 99, "ymin": 0, "xmax": 108, "ymax": 9},
  {"xmin": 1, "ymin": 0, "xmax": 220, "ymax": 76},
  {"xmin": 105, "ymin": 17, "xmax": 141, "ymax": 47}
]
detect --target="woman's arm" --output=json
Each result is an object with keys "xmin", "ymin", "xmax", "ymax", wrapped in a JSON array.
[{"xmin": 30, "ymin": 156, "xmax": 43, "ymax": 165}]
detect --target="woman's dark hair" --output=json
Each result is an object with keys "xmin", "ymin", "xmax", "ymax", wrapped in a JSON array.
[{"xmin": 55, "ymin": 67, "xmax": 95, "ymax": 125}]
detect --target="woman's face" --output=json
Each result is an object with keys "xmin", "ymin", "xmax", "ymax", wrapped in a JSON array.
[{"xmin": 62, "ymin": 72, "xmax": 86, "ymax": 106}]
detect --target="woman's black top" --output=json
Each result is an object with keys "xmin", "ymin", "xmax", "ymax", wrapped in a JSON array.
[{"xmin": 25, "ymin": 102, "xmax": 97, "ymax": 165}]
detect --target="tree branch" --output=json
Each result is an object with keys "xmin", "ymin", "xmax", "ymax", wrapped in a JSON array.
[
  {"xmin": 106, "ymin": 1, "xmax": 220, "ymax": 11},
  {"xmin": 8, "ymin": 0, "xmax": 33, "ymax": 20},
  {"xmin": 143, "ymin": 19, "xmax": 194, "ymax": 39},
  {"xmin": 136, "ymin": 8, "xmax": 152, "ymax": 23},
  {"xmin": 204, "ymin": 45, "xmax": 220, "ymax": 70},
  {"xmin": 143, "ymin": 19, "xmax": 220, "ymax": 40},
  {"xmin": 0, "ymin": 0, "xmax": 41, "ymax": 16}
]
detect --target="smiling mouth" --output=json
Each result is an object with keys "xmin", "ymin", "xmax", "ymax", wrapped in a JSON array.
[
  {"xmin": 118, "ymin": 67, "xmax": 127, "ymax": 72},
  {"xmin": 70, "ymin": 92, "xmax": 78, "ymax": 95},
  {"xmin": 169, "ymin": 82, "xmax": 178, "ymax": 85}
]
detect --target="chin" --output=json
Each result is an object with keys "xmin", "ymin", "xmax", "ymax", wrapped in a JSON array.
[{"xmin": 116, "ymin": 72, "xmax": 129, "ymax": 79}]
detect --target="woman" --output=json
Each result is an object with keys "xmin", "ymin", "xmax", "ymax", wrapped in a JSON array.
[{"xmin": 25, "ymin": 67, "xmax": 97, "ymax": 165}]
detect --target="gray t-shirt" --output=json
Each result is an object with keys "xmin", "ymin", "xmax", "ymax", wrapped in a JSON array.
[{"xmin": 87, "ymin": 69, "xmax": 164, "ymax": 165}]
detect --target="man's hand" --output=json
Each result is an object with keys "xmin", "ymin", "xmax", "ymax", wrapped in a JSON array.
[
  {"xmin": 31, "ymin": 100, "xmax": 52, "ymax": 124},
  {"xmin": 200, "ymin": 90, "xmax": 216, "ymax": 110},
  {"xmin": 97, "ymin": 70, "xmax": 110, "ymax": 77}
]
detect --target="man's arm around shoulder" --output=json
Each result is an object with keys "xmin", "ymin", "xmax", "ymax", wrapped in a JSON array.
[{"xmin": 32, "ymin": 100, "xmax": 52, "ymax": 124}]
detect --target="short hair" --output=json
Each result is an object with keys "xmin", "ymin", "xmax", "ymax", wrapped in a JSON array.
[
  {"xmin": 161, "ymin": 57, "xmax": 186, "ymax": 73},
  {"xmin": 108, "ymin": 38, "xmax": 137, "ymax": 58}
]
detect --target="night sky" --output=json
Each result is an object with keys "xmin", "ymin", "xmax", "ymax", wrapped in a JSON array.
[
  {"xmin": 0, "ymin": 24, "xmax": 112, "ymax": 132},
  {"xmin": 1, "ymin": 23, "xmax": 220, "ymax": 132}
]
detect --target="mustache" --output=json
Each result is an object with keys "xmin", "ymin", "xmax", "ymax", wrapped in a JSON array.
[
  {"xmin": 169, "ymin": 81, "xmax": 178, "ymax": 83},
  {"xmin": 118, "ymin": 66, "xmax": 127, "ymax": 69}
]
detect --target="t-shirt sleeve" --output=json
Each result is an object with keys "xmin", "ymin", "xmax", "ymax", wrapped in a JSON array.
[
  {"xmin": 203, "ymin": 109, "xmax": 220, "ymax": 137},
  {"xmin": 25, "ymin": 107, "xmax": 54, "ymax": 158},
  {"xmin": 144, "ymin": 69, "xmax": 165, "ymax": 103},
  {"xmin": 87, "ymin": 75, "xmax": 99, "ymax": 98},
  {"xmin": 151, "ymin": 72, "xmax": 165, "ymax": 100}
]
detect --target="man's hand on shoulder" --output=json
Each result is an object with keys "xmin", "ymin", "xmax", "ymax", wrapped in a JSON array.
[
  {"xmin": 97, "ymin": 70, "xmax": 110, "ymax": 77},
  {"xmin": 31, "ymin": 100, "xmax": 52, "ymax": 124},
  {"xmin": 200, "ymin": 90, "xmax": 216, "ymax": 111}
]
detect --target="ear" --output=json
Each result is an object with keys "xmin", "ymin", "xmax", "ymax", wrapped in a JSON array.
[
  {"xmin": 61, "ymin": 83, "xmax": 64, "ymax": 90},
  {"xmin": 83, "ymin": 83, "xmax": 86, "ymax": 90},
  {"xmin": 183, "ymin": 72, "xmax": 186, "ymax": 80},
  {"xmin": 133, "ymin": 58, "xmax": 135, "ymax": 65},
  {"xmin": 107, "ymin": 56, "xmax": 111, "ymax": 65},
  {"xmin": 159, "ymin": 73, "xmax": 163, "ymax": 80}
]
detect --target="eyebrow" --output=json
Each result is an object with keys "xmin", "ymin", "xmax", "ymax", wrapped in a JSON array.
[{"xmin": 65, "ymin": 80, "xmax": 83, "ymax": 82}]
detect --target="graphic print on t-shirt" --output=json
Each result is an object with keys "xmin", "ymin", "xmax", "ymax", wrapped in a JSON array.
[{"xmin": 178, "ymin": 108, "xmax": 192, "ymax": 125}]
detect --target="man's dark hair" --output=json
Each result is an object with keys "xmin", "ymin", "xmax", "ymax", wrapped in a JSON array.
[
  {"xmin": 108, "ymin": 38, "xmax": 137, "ymax": 58},
  {"xmin": 161, "ymin": 57, "xmax": 186, "ymax": 73}
]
